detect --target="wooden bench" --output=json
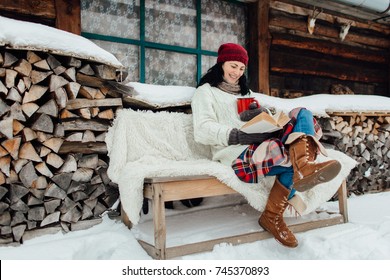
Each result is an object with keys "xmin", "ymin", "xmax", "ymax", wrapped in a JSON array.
[
  {"xmin": 121, "ymin": 175, "xmax": 349, "ymax": 260},
  {"xmin": 106, "ymin": 109, "xmax": 353, "ymax": 259}
]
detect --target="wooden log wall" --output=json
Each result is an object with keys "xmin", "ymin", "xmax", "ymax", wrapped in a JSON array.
[
  {"xmin": 0, "ymin": 0, "xmax": 81, "ymax": 34},
  {"xmin": 0, "ymin": 47, "xmax": 126, "ymax": 244},
  {"xmin": 320, "ymin": 113, "xmax": 390, "ymax": 195},
  {"xmin": 249, "ymin": 0, "xmax": 390, "ymax": 97}
]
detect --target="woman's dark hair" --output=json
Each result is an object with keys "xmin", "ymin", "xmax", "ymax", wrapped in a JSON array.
[{"xmin": 196, "ymin": 62, "xmax": 250, "ymax": 96}]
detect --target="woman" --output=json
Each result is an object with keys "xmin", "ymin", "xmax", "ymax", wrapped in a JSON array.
[{"xmin": 191, "ymin": 43, "xmax": 341, "ymax": 248}]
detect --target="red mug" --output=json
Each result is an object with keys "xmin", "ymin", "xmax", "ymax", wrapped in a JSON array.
[{"xmin": 237, "ymin": 97, "xmax": 260, "ymax": 113}]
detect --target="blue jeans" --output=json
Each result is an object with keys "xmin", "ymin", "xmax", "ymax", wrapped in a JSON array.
[
  {"xmin": 292, "ymin": 108, "xmax": 315, "ymax": 136},
  {"xmin": 266, "ymin": 109, "xmax": 315, "ymax": 197},
  {"xmin": 267, "ymin": 166, "xmax": 296, "ymax": 199}
]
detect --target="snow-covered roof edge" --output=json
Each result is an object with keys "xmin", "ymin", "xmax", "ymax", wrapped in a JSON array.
[
  {"xmin": 127, "ymin": 82, "xmax": 390, "ymax": 116},
  {"xmin": 0, "ymin": 16, "xmax": 123, "ymax": 69}
]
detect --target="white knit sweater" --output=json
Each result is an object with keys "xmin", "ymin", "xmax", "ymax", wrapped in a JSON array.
[{"xmin": 191, "ymin": 83, "xmax": 253, "ymax": 166}]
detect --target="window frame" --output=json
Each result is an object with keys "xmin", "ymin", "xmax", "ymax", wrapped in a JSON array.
[{"xmin": 81, "ymin": 0, "xmax": 247, "ymax": 84}]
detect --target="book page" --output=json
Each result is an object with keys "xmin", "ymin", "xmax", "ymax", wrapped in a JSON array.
[
  {"xmin": 241, "ymin": 111, "xmax": 290, "ymax": 133},
  {"xmin": 274, "ymin": 111, "xmax": 290, "ymax": 127}
]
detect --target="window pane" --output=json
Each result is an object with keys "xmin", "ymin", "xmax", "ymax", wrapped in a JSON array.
[
  {"xmin": 201, "ymin": 55, "xmax": 216, "ymax": 77},
  {"xmin": 145, "ymin": 0, "xmax": 197, "ymax": 48},
  {"xmin": 201, "ymin": 0, "xmax": 247, "ymax": 52},
  {"xmin": 91, "ymin": 39, "xmax": 140, "ymax": 83},
  {"xmin": 81, "ymin": 0, "xmax": 140, "ymax": 40},
  {"xmin": 145, "ymin": 49, "xmax": 196, "ymax": 86}
]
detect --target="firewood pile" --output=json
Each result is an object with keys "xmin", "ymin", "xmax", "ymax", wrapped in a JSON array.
[
  {"xmin": 0, "ymin": 47, "xmax": 130, "ymax": 244},
  {"xmin": 320, "ymin": 113, "xmax": 390, "ymax": 194}
]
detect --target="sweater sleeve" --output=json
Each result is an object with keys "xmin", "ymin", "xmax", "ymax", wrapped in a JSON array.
[{"xmin": 191, "ymin": 85, "xmax": 232, "ymax": 147}]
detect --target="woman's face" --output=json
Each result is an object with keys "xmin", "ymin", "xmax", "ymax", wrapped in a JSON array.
[{"xmin": 222, "ymin": 61, "xmax": 246, "ymax": 85}]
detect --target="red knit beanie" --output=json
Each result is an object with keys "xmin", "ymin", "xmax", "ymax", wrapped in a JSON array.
[{"xmin": 217, "ymin": 43, "xmax": 248, "ymax": 66}]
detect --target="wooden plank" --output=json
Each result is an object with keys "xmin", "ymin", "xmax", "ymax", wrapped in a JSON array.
[
  {"xmin": 122, "ymin": 96, "xmax": 159, "ymax": 110},
  {"xmin": 22, "ymin": 225, "xmax": 62, "ymax": 242},
  {"xmin": 144, "ymin": 179, "xmax": 236, "ymax": 201},
  {"xmin": 138, "ymin": 240, "xmax": 160, "ymax": 259},
  {"xmin": 153, "ymin": 183, "xmax": 166, "ymax": 260},
  {"xmin": 247, "ymin": 1, "xmax": 259, "ymax": 92},
  {"xmin": 70, "ymin": 218, "xmax": 102, "ymax": 231},
  {"xmin": 338, "ymin": 180, "xmax": 348, "ymax": 223},
  {"xmin": 66, "ymin": 98, "xmax": 122, "ymax": 110},
  {"xmin": 58, "ymin": 141, "xmax": 107, "ymax": 154},
  {"xmin": 326, "ymin": 111, "xmax": 390, "ymax": 117},
  {"xmin": 271, "ymin": 49, "xmax": 387, "ymax": 83},
  {"xmin": 161, "ymin": 179, "xmax": 236, "ymax": 201},
  {"xmin": 271, "ymin": 33, "xmax": 388, "ymax": 64},
  {"xmin": 0, "ymin": 0, "xmax": 56, "ymax": 19},
  {"xmin": 271, "ymin": 0, "xmax": 390, "ymax": 36},
  {"xmin": 145, "ymin": 175, "xmax": 219, "ymax": 183},
  {"xmin": 54, "ymin": 0, "xmax": 81, "ymax": 35},
  {"xmin": 62, "ymin": 119, "xmax": 110, "ymax": 131},
  {"xmin": 76, "ymin": 73, "xmax": 133, "ymax": 96},
  {"xmin": 121, "ymin": 205, "xmax": 132, "ymax": 229},
  {"xmin": 259, "ymin": 0, "xmax": 271, "ymax": 95},
  {"xmin": 269, "ymin": 7, "xmax": 390, "ymax": 49},
  {"xmin": 76, "ymin": 73, "xmax": 106, "ymax": 88}
]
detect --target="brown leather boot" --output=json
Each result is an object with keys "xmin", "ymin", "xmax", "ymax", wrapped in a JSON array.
[
  {"xmin": 289, "ymin": 135, "xmax": 341, "ymax": 192},
  {"xmin": 259, "ymin": 179, "xmax": 298, "ymax": 248}
]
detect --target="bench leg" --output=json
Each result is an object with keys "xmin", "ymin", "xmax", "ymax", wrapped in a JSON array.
[
  {"xmin": 152, "ymin": 183, "xmax": 167, "ymax": 259},
  {"xmin": 121, "ymin": 204, "xmax": 133, "ymax": 229},
  {"xmin": 337, "ymin": 180, "xmax": 349, "ymax": 223}
]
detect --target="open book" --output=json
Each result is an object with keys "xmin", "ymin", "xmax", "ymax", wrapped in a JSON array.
[{"xmin": 241, "ymin": 111, "xmax": 290, "ymax": 133}]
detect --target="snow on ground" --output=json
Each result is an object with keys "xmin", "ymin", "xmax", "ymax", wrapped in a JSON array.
[
  {"xmin": 1, "ymin": 191, "xmax": 389, "ymax": 260},
  {"xmin": 2, "ymin": 191, "xmax": 390, "ymax": 279}
]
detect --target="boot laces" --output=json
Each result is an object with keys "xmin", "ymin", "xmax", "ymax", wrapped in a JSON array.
[
  {"xmin": 274, "ymin": 201, "xmax": 288, "ymax": 226},
  {"xmin": 287, "ymin": 204, "xmax": 301, "ymax": 218},
  {"xmin": 304, "ymin": 137, "xmax": 310, "ymax": 161}
]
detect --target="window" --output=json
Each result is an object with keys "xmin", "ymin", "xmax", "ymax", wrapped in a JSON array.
[{"xmin": 81, "ymin": 0, "xmax": 247, "ymax": 86}]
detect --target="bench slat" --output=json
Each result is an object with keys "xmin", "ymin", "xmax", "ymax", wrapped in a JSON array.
[
  {"xmin": 144, "ymin": 178, "xmax": 236, "ymax": 201},
  {"xmin": 144, "ymin": 175, "xmax": 215, "ymax": 183}
]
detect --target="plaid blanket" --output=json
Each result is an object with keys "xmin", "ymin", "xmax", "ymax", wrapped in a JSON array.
[{"xmin": 232, "ymin": 108, "xmax": 322, "ymax": 183}]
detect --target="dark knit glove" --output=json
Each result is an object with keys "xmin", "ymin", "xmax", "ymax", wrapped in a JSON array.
[
  {"xmin": 228, "ymin": 128, "xmax": 278, "ymax": 145},
  {"xmin": 239, "ymin": 106, "xmax": 269, "ymax": 122}
]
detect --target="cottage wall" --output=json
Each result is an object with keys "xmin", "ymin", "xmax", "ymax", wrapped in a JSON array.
[{"xmin": 248, "ymin": 0, "xmax": 390, "ymax": 97}]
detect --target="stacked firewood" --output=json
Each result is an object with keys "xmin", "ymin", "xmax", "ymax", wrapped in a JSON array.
[
  {"xmin": 0, "ymin": 48, "xmax": 128, "ymax": 244},
  {"xmin": 320, "ymin": 113, "xmax": 390, "ymax": 194}
]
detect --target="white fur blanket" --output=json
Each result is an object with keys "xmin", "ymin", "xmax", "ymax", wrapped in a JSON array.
[{"xmin": 105, "ymin": 109, "xmax": 357, "ymax": 225}]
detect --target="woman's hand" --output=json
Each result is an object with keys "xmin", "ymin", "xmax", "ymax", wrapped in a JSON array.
[
  {"xmin": 228, "ymin": 128, "xmax": 278, "ymax": 145},
  {"xmin": 239, "ymin": 105, "xmax": 269, "ymax": 122}
]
